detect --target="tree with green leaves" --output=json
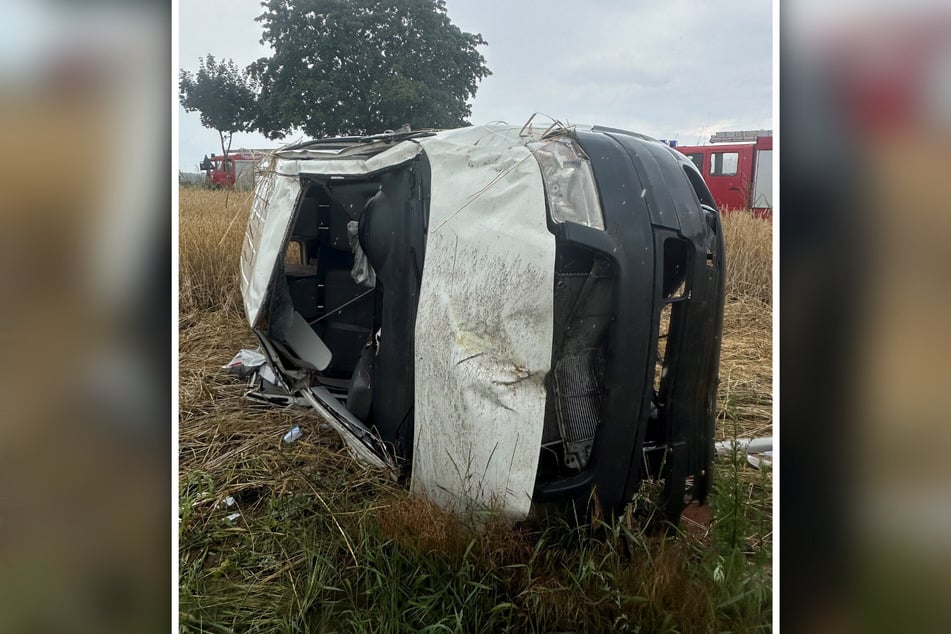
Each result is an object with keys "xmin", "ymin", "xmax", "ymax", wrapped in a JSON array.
[
  {"xmin": 179, "ymin": 55, "xmax": 258, "ymax": 161},
  {"xmin": 249, "ymin": 0, "xmax": 491, "ymax": 138}
]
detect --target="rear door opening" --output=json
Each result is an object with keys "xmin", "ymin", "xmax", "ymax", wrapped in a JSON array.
[{"xmin": 258, "ymin": 157, "xmax": 431, "ymax": 474}]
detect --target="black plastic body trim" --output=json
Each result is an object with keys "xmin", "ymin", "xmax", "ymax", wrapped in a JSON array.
[{"xmin": 533, "ymin": 130, "xmax": 726, "ymax": 520}]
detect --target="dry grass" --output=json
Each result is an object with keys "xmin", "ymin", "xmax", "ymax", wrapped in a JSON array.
[
  {"xmin": 721, "ymin": 211, "xmax": 772, "ymax": 306},
  {"xmin": 178, "ymin": 188, "xmax": 773, "ymax": 632},
  {"xmin": 718, "ymin": 211, "xmax": 772, "ymax": 440},
  {"xmin": 719, "ymin": 299, "xmax": 772, "ymax": 440},
  {"xmin": 179, "ymin": 188, "xmax": 254, "ymax": 317}
]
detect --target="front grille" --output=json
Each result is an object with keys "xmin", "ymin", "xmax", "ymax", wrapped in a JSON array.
[
  {"xmin": 554, "ymin": 349, "xmax": 602, "ymax": 469},
  {"xmin": 539, "ymin": 243, "xmax": 614, "ymax": 474}
]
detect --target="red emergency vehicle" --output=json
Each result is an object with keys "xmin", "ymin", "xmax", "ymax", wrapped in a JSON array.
[
  {"xmin": 674, "ymin": 130, "xmax": 773, "ymax": 217},
  {"xmin": 200, "ymin": 149, "xmax": 270, "ymax": 189}
]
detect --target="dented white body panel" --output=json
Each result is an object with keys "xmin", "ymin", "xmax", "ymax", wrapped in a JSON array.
[{"xmin": 411, "ymin": 128, "xmax": 554, "ymax": 518}]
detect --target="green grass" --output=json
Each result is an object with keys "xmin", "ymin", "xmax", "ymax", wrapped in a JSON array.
[{"xmin": 179, "ymin": 444, "xmax": 770, "ymax": 633}]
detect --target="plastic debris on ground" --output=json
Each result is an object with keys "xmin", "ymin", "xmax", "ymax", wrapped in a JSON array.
[
  {"xmin": 746, "ymin": 450, "xmax": 773, "ymax": 470},
  {"xmin": 283, "ymin": 425, "xmax": 302, "ymax": 443},
  {"xmin": 223, "ymin": 348, "xmax": 267, "ymax": 377},
  {"xmin": 712, "ymin": 437, "xmax": 773, "ymax": 470},
  {"xmin": 714, "ymin": 437, "xmax": 772, "ymax": 456},
  {"xmin": 225, "ymin": 513, "xmax": 241, "ymax": 522}
]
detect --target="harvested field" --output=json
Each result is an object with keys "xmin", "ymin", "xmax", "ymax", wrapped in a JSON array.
[
  {"xmin": 179, "ymin": 188, "xmax": 772, "ymax": 632},
  {"xmin": 720, "ymin": 209, "xmax": 773, "ymax": 441}
]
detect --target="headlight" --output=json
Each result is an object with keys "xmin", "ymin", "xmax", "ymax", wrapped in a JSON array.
[{"xmin": 528, "ymin": 138, "xmax": 605, "ymax": 230}]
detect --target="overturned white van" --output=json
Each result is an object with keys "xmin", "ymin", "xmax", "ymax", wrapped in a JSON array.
[{"xmin": 239, "ymin": 122, "xmax": 725, "ymax": 523}]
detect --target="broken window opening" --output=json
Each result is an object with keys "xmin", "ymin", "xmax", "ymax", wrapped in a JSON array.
[
  {"xmin": 274, "ymin": 180, "xmax": 382, "ymax": 383},
  {"xmin": 284, "ymin": 240, "xmax": 303, "ymax": 267},
  {"xmin": 654, "ymin": 303, "xmax": 672, "ymax": 394},
  {"xmin": 262, "ymin": 161, "xmax": 430, "ymax": 471}
]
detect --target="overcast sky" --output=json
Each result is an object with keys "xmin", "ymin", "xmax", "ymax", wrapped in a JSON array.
[{"xmin": 178, "ymin": 0, "xmax": 772, "ymax": 172}]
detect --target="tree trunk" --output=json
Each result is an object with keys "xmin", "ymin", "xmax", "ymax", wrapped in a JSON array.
[{"xmin": 219, "ymin": 130, "xmax": 234, "ymax": 188}]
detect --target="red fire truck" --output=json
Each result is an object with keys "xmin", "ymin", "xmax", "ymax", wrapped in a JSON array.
[
  {"xmin": 674, "ymin": 130, "xmax": 773, "ymax": 217},
  {"xmin": 199, "ymin": 149, "xmax": 271, "ymax": 190}
]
